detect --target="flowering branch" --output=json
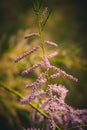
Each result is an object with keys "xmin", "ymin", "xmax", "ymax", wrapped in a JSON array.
[{"xmin": 14, "ymin": 1, "xmax": 87, "ymax": 130}]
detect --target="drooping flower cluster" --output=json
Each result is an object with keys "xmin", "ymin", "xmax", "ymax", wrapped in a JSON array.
[
  {"xmin": 39, "ymin": 84, "xmax": 87, "ymax": 130},
  {"xmin": 14, "ymin": 32, "xmax": 87, "ymax": 130}
]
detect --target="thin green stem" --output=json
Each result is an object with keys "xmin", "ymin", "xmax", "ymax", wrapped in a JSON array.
[
  {"xmin": 37, "ymin": 12, "xmax": 45, "ymax": 56},
  {"xmin": 0, "ymin": 81, "xmax": 61, "ymax": 130},
  {"xmin": 0, "ymin": 81, "xmax": 47, "ymax": 117},
  {"xmin": 0, "ymin": 81, "xmax": 23, "ymax": 98}
]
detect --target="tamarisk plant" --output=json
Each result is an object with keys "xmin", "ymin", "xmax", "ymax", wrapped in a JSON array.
[{"xmin": 14, "ymin": 1, "xmax": 87, "ymax": 130}]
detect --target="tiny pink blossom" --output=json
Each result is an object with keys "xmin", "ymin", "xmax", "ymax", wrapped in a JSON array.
[
  {"xmin": 51, "ymin": 72, "xmax": 62, "ymax": 79},
  {"xmin": 14, "ymin": 45, "xmax": 40, "ymax": 62},
  {"xmin": 22, "ymin": 63, "xmax": 41, "ymax": 75},
  {"xmin": 64, "ymin": 73, "xmax": 78, "ymax": 82},
  {"xmin": 35, "ymin": 90, "xmax": 46, "ymax": 97},
  {"xmin": 50, "ymin": 65, "xmax": 60, "ymax": 72},
  {"xmin": 25, "ymin": 72, "xmax": 47, "ymax": 89},
  {"xmin": 25, "ymin": 84, "xmax": 34, "ymax": 89},
  {"xmin": 40, "ymin": 7, "xmax": 48, "ymax": 23},
  {"xmin": 43, "ymin": 56, "xmax": 51, "ymax": 68},
  {"xmin": 48, "ymin": 114, "xmax": 55, "ymax": 130},
  {"xmin": 48, "ymin": 84, "xmax": 68, "ymax": 100},
  {"xmin": 45, "ymin": 40, "xmax": 58, "ymax": 47},
  {"xmin": 20, "ymin": 90, "xmax": 45, "ymax": 104},
  {"xmin": 24, "ymin": 33, "xmax": 38, "ymax": 39},
  {"xmin": 47, "ymin": 52, "xmax": 58, "ymax": 59},
  {"xmin": 50, "ymin": 65, "xmax": 78, "ymax": 82},
  {"xmin": 61, "ymin": 70, "xmax": 78, "ymax": 82}
]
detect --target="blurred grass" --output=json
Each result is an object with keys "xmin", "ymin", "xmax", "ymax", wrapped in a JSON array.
[{"xmin": 0, "ymin": 0, "xmax": 87, "ymax": 129}]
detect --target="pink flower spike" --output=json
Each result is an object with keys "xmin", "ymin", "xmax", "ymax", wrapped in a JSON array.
[
  {"xmin": 50, "ymin": 65, "xmax": 60, "ymax": 72},
  {"xmin": 50, "ymin": 65, "xmax": 78, "ymax": 82},
  {"xmin": 22, "ymin": 63, "xmax": 41, "ymax": 75},
  {"xmin": 64, "ymin": 73, "xmax": 78, "ymax": 82},
  {"xmin": 14, "ymin": 45, "xmax": 40, "ymax": 62},
  {"xmin": 25, "ymin": 84, "xmax": 34, "ymax": 88},
  {"xmin": 45, "ymin": 40, "xmax": 58, "ymax": 47},
  {"xmin": 47, "ymin": 52, "xmax": 58, "ymax": 59},
  {"xmin": 35, "ymin": 90, "xmax": 46, "ymax": 97},
  {"xmin": 25, "ymin": 72, "xmax": 47, "ymax": 89},
  {"xmin": 40, "ymin": 7, "xmax": 48, "ymax": 23},
  {"xmin": 51, "ymin": 72, "xmax": 62, "ymax": 79},
  {"xmin": 20, "ymin": 97, "xmax": 29, "ymax": 104},
  {"xmin": 43, "ymin": 56, "xmax": 51, "ymax": 68},
  {"xmin": 24, "ymin": 33, "xmax": 38, "ymax": 39}
]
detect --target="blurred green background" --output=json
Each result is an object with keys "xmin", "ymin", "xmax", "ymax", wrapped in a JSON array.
[{"xmin": 0, "ymin": 0, "xmax": 87, "ymax": 130}]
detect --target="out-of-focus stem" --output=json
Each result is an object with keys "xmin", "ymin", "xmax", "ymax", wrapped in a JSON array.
[
  {"xmin": 0, "ymin": 81, "xmax": 61, "ymax": 130},
  {"xmin": 68, "ymin": 124, "xmax": 87, "ymax": 130}
]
